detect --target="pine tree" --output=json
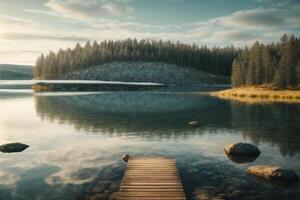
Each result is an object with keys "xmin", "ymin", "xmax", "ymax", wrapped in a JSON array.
[
  {"xmin": 296, "ymin": 61, "xmax": 300, "ymax": 88},
  {"xmin": 230, "ymin": 34, "xmax": 300, "ymax": 89},
  {"xmin": 231, "ymin": 59, "xmax": 241, "ymax": 87},
  {"xmin": 262, "ymin": 46, "xmax": 273, "ymax": 84}
]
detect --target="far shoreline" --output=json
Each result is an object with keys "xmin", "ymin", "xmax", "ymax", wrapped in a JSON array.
[{"xmin": 210, "ymin": 86, "xmax": 300, "ymax": 104}]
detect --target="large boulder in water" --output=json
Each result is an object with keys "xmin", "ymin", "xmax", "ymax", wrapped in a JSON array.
[
  {"xmin": 224, "ymin": 143, "xmax": 260, "ymax": 157},
  {"xmin": 247, "ymin": 166, "xmax": 299, "ymax": 184},
  {"xmin": 0, "ymin": 142, "xmax": 29, "ymax": 153}
]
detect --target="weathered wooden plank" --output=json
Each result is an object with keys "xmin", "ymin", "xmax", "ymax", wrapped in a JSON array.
[
  {"xmin": 117, "ymin": 157, "xmax": 186, "ymax": 200},
  {"xmin": 118, "ymin": 198, "xmax": 185, "ymax": 199},
  {"xmin": 121, "ymin": 186, "xmax": 183, "ymax": 188}
]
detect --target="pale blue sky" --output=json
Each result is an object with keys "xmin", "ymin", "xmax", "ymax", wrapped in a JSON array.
[{"xmin": 0, "ymin": 0, "xmax": 299, "ymax": 64}]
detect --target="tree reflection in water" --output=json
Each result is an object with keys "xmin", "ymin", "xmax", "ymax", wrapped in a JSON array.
[{"xmin": 34, "ymin": 92, "xmax": 300, "ymax": 156}]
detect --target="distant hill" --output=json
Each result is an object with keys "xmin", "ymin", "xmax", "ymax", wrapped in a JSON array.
[
  {"xmin": 0, "ymin": 64, "xmax": 33, "ymax": 80},
  {"xmin": 58, "ymin": 62, "xmax": 229, "ymax": 85},
  {"xmin": 34, "ymin": 39, "xmax": 237, "ymax": 79}
]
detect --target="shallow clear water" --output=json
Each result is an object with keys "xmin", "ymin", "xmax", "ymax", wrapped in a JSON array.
[{"xmin": 0, "ymin": 90, "xmax": 300, "ymax": 200}]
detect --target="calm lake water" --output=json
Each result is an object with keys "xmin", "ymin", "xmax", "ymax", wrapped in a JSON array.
[{"xmin": 0, "ymin": 88, "xmax": 300, "ymax": 200}]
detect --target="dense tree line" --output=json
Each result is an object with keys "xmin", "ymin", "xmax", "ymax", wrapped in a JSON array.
[
  {"xmin": 231, "ymin": 34, "xmax": 300, "ymax": 89},
  {"xmin": 34, "ymin": 39, "xmax": 239, "ymax": 79}
]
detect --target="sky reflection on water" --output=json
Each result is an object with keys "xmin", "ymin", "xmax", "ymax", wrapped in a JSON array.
[{"xmin": 0, "ymin": 91, "xmax": 300, "ymax": 200}]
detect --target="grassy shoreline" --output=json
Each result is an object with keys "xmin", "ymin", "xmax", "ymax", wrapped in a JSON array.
[{"xmin": 210, "ymin": 86, "xmax": 300, "ymax": 104}]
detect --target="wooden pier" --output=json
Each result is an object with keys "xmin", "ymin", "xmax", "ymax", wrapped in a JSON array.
[{"xmin": 117, "ymin": 156, "xmax": 186, "ymax": 200}]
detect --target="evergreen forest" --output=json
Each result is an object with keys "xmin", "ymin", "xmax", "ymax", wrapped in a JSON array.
[
  {"xmin": 34, "ymin": 39, "xmax": 239, "ymax": 79},
  {"xmin": 34, "ymin": 35, "xmax": 300, "ymax": 89},
  {"xmin": 231, "ymin": 34, "xmax": 300, "ymax": 89}
]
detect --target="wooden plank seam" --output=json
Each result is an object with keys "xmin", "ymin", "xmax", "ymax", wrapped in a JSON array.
[{"xmin": 117, "ymin": 157, "xmax": 186, "ymax": 200}]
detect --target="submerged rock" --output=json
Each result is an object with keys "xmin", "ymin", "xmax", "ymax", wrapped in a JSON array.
[
  {"xmin": 188, "ymin": 121, "xmax": 201, "ymax": 127},
  {"xmin": 122, "ymin": 154, "xmax": 130, "ymax": 162},
  {"xmin": 247, "ymin": 166, "xmax": 299, "ymax": 184},
  {"xmin": 0, "ymin": 142, "xmax": 29, "ymax": 153},
  {"xmin": 224, "ymin": 143, "xmax": 260, "ymax": 158}
]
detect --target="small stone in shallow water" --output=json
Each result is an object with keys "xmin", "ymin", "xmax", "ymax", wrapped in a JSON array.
[
  {"xmin": 188, "ymin": 121, "xmax": 201, "ymax": 127},
  {"xmin": 0, "ymin": 142, "xmax": 29, "ymax": 153},
  {"xmin": 247, "ymin": 165, "xmax": 299, "ymax": 184},
  {"xmin": 122, "ymin": 154, "xmax": 130, "ymax": 162},
  {"xmin": 224, "ymin": 143, "xmax": 260, "ymax": 157}
]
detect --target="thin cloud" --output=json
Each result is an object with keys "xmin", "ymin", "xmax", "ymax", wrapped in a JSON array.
[
  {"xmin": 187, "ymin": 5, "xmax": 300, "ymax": 46},
  {"xmin": 2, "ymin": 33, "xmax": 90, "ymax": 42},
  {"xmin": 24, "ymin": 9, "xmax": 62, "ymax": 18},
  {"xmin": 223, "ymin": 8, "xmax": 285, "ymax": 28},
  {"xmin": 45, "ymin": 0, "xmax": 134, "ymax": 21},
  {"xmin": 0, "ymin": 15, "xmax": 35, "ymax": 26},
  {"xmin": 214, "ymin": 30, "xmax": 255, "ymax": 41}
]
